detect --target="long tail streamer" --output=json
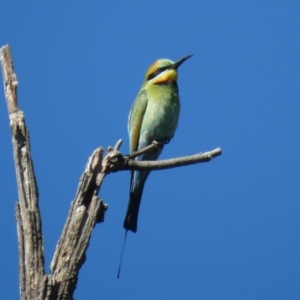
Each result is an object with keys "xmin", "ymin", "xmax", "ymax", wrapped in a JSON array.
[{"xmin": 117, "ymin": 230, "xmax": 128, "ymax": 279}]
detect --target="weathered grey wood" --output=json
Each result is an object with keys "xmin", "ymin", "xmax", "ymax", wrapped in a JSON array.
[
  {"xmin": 106, "ymin": 144, "xmax": 222, "ymax": 173},
  {"xmin": 0, "ymin": 45, "xmax": 109, "ymax": 300},
  {"xmin": 1, "ymin": 45, "xmax": 45, "ymax": 300},
  {"xmin": 48, "ymin": 148, "xmax": 108, "ymax": 300}
]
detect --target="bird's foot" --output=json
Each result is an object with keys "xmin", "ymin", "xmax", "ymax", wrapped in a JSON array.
[{"xmin": 153, "ymin": 138, "xmax": 170, "ymax": 147}]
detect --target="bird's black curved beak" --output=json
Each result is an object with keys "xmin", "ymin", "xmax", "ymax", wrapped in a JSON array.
[{"xmin": 171, "ymin": 54, "xmax": 193, "ymax": 69}]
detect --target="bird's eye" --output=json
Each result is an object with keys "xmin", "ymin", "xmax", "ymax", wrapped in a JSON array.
[{"xmin": 155, "ymin": 68, "xmax": 162, "ymax": 76}]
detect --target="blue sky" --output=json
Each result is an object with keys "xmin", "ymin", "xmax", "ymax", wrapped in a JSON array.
[{"xmin": 0, "ymin": 1, "xmax": 299, "ymax": 299}]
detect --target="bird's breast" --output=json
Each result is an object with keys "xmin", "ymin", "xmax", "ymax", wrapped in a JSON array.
[{"xmin": 140, "ymin": 85, "xmax": 180, "ymax": 141}]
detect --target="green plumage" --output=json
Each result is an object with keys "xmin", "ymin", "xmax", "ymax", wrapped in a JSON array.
[{"xmin": 130, "ymin": 84, "xmax": 180, "ymax": 149}]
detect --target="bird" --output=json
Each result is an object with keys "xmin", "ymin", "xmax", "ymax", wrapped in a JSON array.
[{"xmin": 123, "ymin": 54, "xmax": 192, "ymax": 233}]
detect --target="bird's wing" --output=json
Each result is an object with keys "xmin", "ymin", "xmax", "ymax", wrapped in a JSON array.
[{"xmin": 128, "ymin": 89, "xmax": 148, "ymax": 153}]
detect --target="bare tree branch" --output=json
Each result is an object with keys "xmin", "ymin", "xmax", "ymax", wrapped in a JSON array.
[
  {"xmin": 104, "ymin": 141, "xmax": 221, "ymax": 173},
  {"xmin": 48, "ymin": 148, "xmax": 107, "ymax": 300},
  {"xmin": 1, "ymin": 45, "xmax": 222, "ymax": 299},
  {"xmin": 125, "ymin": 148, "xmax": 222, "ymax": 170},
  {"xmin": 125, "ymin": 140, "xmax": 166, "ymax": 159},
  {"xmin": 1, "ymin": 45, "xmax": 45, "ymax": 299},
  {"xmin": 1, "ymin": 45, "xmax": 108, "ymax": 300}
]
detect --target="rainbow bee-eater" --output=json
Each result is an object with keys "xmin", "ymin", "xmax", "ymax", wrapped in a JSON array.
[{"xmin": 124, "ymin": 55, "xmax": 192, "ymax": 233}]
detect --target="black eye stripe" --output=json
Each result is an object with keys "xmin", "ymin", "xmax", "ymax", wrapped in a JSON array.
[{"xmin": 147, "ymin": 66, "xmax": 169, "ymax": 81}]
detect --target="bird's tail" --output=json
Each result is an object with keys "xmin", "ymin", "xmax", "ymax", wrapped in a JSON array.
[{"xmin": 123, "ymin": 187, "xmax": 145, "ymax": 232}]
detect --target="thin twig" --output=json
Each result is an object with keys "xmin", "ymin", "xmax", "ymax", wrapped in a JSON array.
[
  {"xmin": 114, "ymin": 139, "xmax": 123, "ymax": 150},
  {"xmin": 126, "ymin": 140, "xmax": 166, "ymax": 159},
  {"xmin": 127, "ymin": 148, "xmax": 221, "ymax": 170},
  {"xmin": 106, "ymin": 147, "xmax": 222, "ymax": 173}
]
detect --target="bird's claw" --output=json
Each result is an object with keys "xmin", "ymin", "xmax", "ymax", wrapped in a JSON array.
[{"xmin": 152, "ymin": 138, "xmax": 170, "ymax": 148}]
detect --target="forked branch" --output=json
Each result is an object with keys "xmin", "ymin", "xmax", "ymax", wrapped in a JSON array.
[{"xmin": 102, "ymin": 139, "xmax": 222, "ymax": 173}]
